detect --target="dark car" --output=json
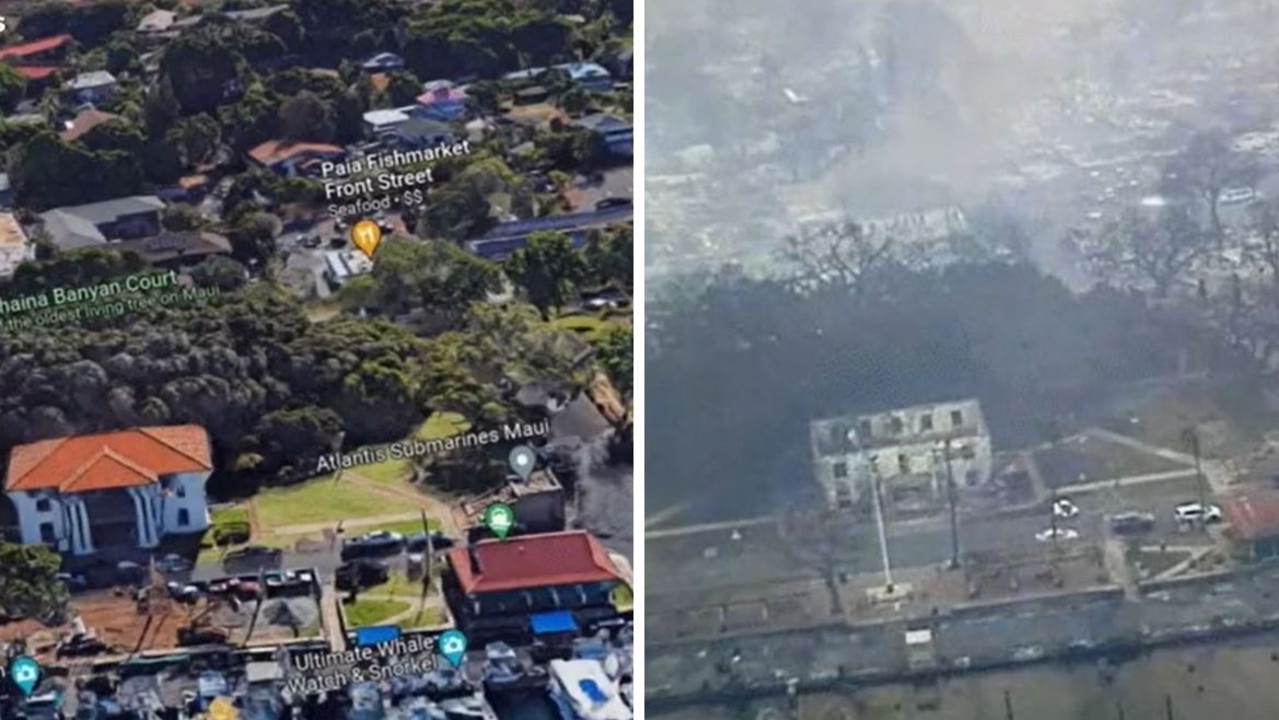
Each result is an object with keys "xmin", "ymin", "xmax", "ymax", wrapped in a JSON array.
[
  {"xmin": 595, "ymin": 197, "xmax": 633, "ymax": 210},
  {"xmin": 336, "ymin": 559, "xmax": 390, "ymax": 591},
  {"xmin": 340, "ymin": 531, "xmax": 405, "ymax": 560},
  {"xmin": 405, "ymin": 531, "xmax": 456, "ymax": 553},
  {"xmin": 222, "ymin": 545, "xmax": 283, "ymax": 572},
  {"xmin": 1109, "ymin": 511, "xmax": 1156, "ymax": 535}
]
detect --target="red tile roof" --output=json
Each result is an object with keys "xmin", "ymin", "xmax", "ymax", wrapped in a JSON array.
[
  {"xmin": 247, "ymin": 139, "xmax": 343, "ymax": 166},
  {"xmin": 14, "ymin": 65, "xmax": 57, "ymax": 80},
  {"xmin": 446, "ymin": 530, "xmax": 621, "ymax": 594},
  {"xmin": 7, "ymin": 426, "xmax": 212, "ymax": 494},
  {"xmin": 1224, "ymin": 490, "xmax": 1279, "ymax": 541},
  {"xmin": 0, "ymin": 34, "xmax": 71, "ymax": 60}
]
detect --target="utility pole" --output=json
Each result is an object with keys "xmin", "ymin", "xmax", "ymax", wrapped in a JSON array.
[
  {"xmin": 940, "ymin": 439, "xmax": 960, "ymax": 569},
  {"xmin": 868, "ymin": 456, "xmax": 893, "ymax": 592},
  {"xmin": 1183, "ymin": 428, "xmax": 1207, "ymax": 512},
  {"xmin": 1004, "ymin": 690, "xmax": 1015, "ymax": 720},
  {"xmin": 1116, "ymin": 700, "xmax": 1125, "ymax": 720},
  {"xmin": 1164, "ymin": 693, "xmax": 1174, "ymax": 720}
]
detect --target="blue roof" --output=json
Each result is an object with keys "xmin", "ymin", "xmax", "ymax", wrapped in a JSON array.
[
  {"xmin": 355, "ymin": 625, "xmax": 401, "ymax": 646},
  {"xmin": 529, "ymin": 610, "xmax": 578, "ymax": 635}
]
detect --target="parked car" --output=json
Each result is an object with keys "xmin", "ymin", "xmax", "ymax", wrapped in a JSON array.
[
  {"xmin": 1173, "ymin": 502, "xmax": 1222, "ymax": 524},
  {"xmin": 1034, "ymin": 527, "xmax": 1080, "ymax": 543},
  {"xmin": 405, "ymin": 531, "xmax": 455, "ymax": 553},
  {"xmin": 1052, "ymin": 497, "xmax": 1079, "ymax": 519},
  {"xmin": 155, "ymin": 553, "xmax": 193, "ymax": 573},
  {"xmin": 222, "ymin": 545, "xmax": 283, "ymax": 571},
  {"xmin": 341, "ymin": 531, "xmax": 405, "ymax": 560},
  {"xmin": 1109, "ymin": 511, "xmax": 1156, "ymax": 535}
]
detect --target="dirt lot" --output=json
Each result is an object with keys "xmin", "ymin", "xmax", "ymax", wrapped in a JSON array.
[
  {"xmin": 0, "ymin": 590, "xmax": 323, "ymax": 664},
  {"xmin": 1033, "ymin": 434, "xmax": 1187, "ymax": 489}
]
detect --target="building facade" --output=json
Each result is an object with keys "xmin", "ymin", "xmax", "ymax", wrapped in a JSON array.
[
  {"xmin": 442, "ymin": 530, "xmax": 631, "ymax": 643},
  {"xmin": 5, "ymin": 426, "xmax": 213, "ymax": 555},
  {"xmin": 810, "ymin": 398, "xmax": 993, "ymax": 510}
]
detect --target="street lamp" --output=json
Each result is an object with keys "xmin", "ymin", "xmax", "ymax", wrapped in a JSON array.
[{"xmin": 866, "ymin": 453, "xmax": 894, "ymax": 592}]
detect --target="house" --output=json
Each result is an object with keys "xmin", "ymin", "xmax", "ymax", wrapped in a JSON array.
[
  {"xmin": 415, "ymin": 84, "xmax": 468, "ymax": 121},
  {"xmin": 5, "ymin": 426, "xmax": 213, "ymax": 555},
  {"xmin": 39, "ymin": 195, "xmax": 165, "ymax": 250},
  {"xmin": 388, "ymin": 117, "xmax": 455, "ymax": 150},
  {"xmin": 361, "ymin": 52, "xmax": 404, "ymax": 72},
  {"xmin": 222, "ymin": 5, "xmax": 289, "ymax": 23},
  {"xmin": 0, "ymin": 34, "xmax": 72, "ymax": 91},
  {"xmin": 464, "ymin": 205, "xmax": 633, "ymax": 260},
  {"xmin": 247, "ymin": 140, "xmax": 345, "ymax": 178},
  {"xmin": 113, "ymin": 231, "xmax": 233, "ymax": 269},
  {"xmin": 460, "ymin": 470, "xmax": 567, "ymax": 538},
  {"xmin": 0, "ymin": 212, "xmax": 32, "ymax": 280},
  {"xmin": 442, "ymin": 530, "xmax": 631, "ymax": 642},
  {"xmin": 66, "ymin": 70, "xmax": 118, "ymax": 104},
  {"xmin": 60, "ymin": 108, "xmax": 120, "ymax": 142},
  {"xmin": 557, "ymin": 62, "xmax": 614, "ymax": 92},
  {"xmin": 322, "ymin": 249, "xmax": 373, "ymax": 288},
  {"xmin": 574, "ymin": 113, "xmax": 632, "ymax": 157},
  {"xmin": 810, "ymin": 399, "xmax": 993, "ymax": 511},
  {"xmin": 0, "ymin": 34, "xmax": 72, "ymax": 66},
  {"xmin": 362, "ymin": 107, "xmax": 412, "ymax": 137},
  {"xmin": 1224, "ymin": 490, "xmax": 1279, "ymax": 561},
  {"xmin": 137, "ymin": 9, "xmax": 176, "ymax": 33}
]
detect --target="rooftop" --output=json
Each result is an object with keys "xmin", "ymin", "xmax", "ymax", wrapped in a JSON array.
[
  {"xmin": 811, "ymin": 398, "xmax": 989, "ymax": 454},
  {"xmin": 446, "ymin": 530, "xmax": 621, "ymax": 594},
  {"xmin": 7, "ymin": 425, "xmax": 212, "ymax": 494},
  {"xmin": 0, "ymin": 35, "xmax": 71, "ymax": 60},
  {"xmin": 68, "ymin": 70, "xmax": 116, "ymax": 90},
  {"xmin": 247, "ymin": 140, "xmax": 344, "ymax": 166},
  {"xmin": 60, "ymin": 108, "xmax": 120, "ymax": 142},
  {"xmin": 113, "ymin": 231, "xmax": 232, "ymax": 263}
]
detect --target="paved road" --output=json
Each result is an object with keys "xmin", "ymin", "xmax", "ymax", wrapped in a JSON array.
[{"xmin": 648, "ymin": 474, "xmax": 1218, "ymax": 596}]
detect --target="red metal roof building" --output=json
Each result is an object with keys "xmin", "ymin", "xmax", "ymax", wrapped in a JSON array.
[
  {"xmin": 443, "ymin": 530, "xmax": 629, "ymax": 642},
  {"xmin": 0, "ymin": 34, "xmax": 72, "ymax": 62},
  {"xmin": 1223, "ymin": 490, "xmax": 1279, "ymax": 561},
  {"xmin": 5, "ymin": 426, "xmax": 214, "ymax": 555}
]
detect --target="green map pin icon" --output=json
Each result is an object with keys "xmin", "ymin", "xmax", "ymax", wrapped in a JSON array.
[{"xmin": 484, "ymin": 503, "xmax": 515, "ymax": 540}]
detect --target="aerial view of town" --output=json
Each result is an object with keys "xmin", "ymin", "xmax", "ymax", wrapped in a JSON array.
[
  {"xmin": 647, "ymin": 0, "xmax": 1279, "ymax": 718},
  {"xmin": 0, "ymin": 0, "xmax": 633, "ymax": 718}
]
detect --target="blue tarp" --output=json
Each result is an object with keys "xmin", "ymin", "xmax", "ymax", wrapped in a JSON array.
[
  {"xmin": 529, "ymin": 610, "xmax": 577, "ymax": 635},
  {"xmin": 355, "ymin": 625, "xmax": 401, "ymax": 647}
]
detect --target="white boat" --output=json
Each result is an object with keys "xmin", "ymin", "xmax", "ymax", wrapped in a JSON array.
[{"xmin": 547, "ymin": 660, "xmax": 631, "ymax": 720}]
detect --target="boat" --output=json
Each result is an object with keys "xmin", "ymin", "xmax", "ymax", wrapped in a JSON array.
[
  {"xmin": 547, "ymin": 660, "xmax": 631, "ymax": 720},
  {"xmin": 481, "ymin": 642, "xmax": 548, "ymax": 691}
]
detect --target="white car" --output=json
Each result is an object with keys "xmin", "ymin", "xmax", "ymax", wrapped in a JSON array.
[
  {"xmin": 1219, "ymin": 187, "xmax": 1255, "ymax": 205},
  {"xmin": 1053, "ymin": 498, "xmax": 1079, "ymax": 519},
  {"xmin": 1173, "ymin": 502, "xmax": 1222, "ymax": 524},
  {"xmin": 1035, "ymin": 527, "xmax": 1080, "ymax": 543}
]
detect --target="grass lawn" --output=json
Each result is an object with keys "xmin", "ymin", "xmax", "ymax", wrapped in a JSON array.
[
  {"xmin": 210, "ymin": 506, "xmax": 249, "ymax": 525},
  {"xmin": 399, "ymin": 603, "xmax": 449, "ymax": 629},
  {"xmin": 357, "ymin": 458, "xmax": 412, "ymax": 486},
  {"xmin": 342, "ymin": 598, "xmax": 410, "ymax": 628},
  {"xmin": 417, "ymin": 411, "xmax": 469, "ymax": 440},
  {"xmin": 254, "ymin": 476, "xmax": 396, "ymax": 529},
  {"xmin": 369, "ymin": 572, "xmax": 432, "ymax": 599},
  {"xmin": 553, "ymin": 312, "xmax": 628, "ymax": 344},
  {"xmin": 354, "ymin": 412, "xmax": 470, "ymax": 487}
]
